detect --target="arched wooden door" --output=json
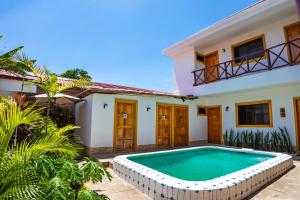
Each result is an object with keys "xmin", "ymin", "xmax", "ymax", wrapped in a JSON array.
[
  {"xmin": 114, "ymin": 99, "xmax": 137, "ymax": 151},
  {"xmin": 207, "ymin": 106, "xmax": 222, "ymax": 144},
  {"xmin": 174, "ymin": 106, "xmax": 189, "ymax": 147}
]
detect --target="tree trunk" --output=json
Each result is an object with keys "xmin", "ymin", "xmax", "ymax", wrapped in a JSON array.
[
  {"xmin": 47, "ymin": 98, "xmax": 51, "ymax": 116},
  {"xmin": 13, "ymin": 78, "xmax": 25, "ymax": 146}
]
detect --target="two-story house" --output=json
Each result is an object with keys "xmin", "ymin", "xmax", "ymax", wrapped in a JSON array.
[
  {"xmin": 4, "ymin": 0, "xmax": 299, "ymax": 154},
  {"xmin": 163, "ymin": 0, "xmax": 300, "ymax": 150}
]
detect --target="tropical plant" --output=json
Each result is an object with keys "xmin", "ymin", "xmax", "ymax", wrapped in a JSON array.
[
  {"xmin": 223, "ymin": 127, "xmax": 293, "ymax": 153},
  {"xmin": 228, "ymin": 128, "xmax": 235, "ymax": 146},
  {"xmin": 34, "ymin": 156, "xmax": 111, "ymax": 200},
  {"xmin": 0, "ymin": 97, "xmax": 79, "ymax": 199},
  {"xmin": 13, "ymin": 56, "xmax": 92, "ymax": 116},
  {"xmin": 279, "ymin": 127, "xmax": 292, "ymax": 153},
  {"xmin": 223, "ymin": 129, "xmax": 229, "ymax": 146},
  {"xmin": 0, "ymin": 36, "xmax": 32, "ymax": 75},
  {"xmin": 0, "ymin": 97, "xmax": 111, "ymax": 199},
  {"xmin": 61, "ymin": 68, "xmax": 92, "ymax": 81}
]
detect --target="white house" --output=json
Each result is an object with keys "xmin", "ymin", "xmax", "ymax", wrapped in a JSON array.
[
  {"xmin": 163, "ymin": 0, "xmax": 300, "ymax": 151},
  {"xmin": 0, "ymin": 71, "xmax": 37, "ymax": 97},
  {"xmin": 75, "ymin": 0, "xmax": 300, "ymax": 153},
  {"xmin": 1, "ymin": 0, "xmax": 299, "ymax": 154}
]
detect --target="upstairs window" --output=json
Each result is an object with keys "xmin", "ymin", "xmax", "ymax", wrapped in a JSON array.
[
  {"xmin": 232, "ymin": 35, "xmax": 266, "ymax": 64},
  {"xmin": 235, "ymin": 100, "xmax": 272, "ymax": 127},
  {"xmin": 197, "ymin": 106, "xmax": 207, "ymax": 116},
  {"xmin": 195, "ymin": 52, "xmax": 204, "ymax": 63}
]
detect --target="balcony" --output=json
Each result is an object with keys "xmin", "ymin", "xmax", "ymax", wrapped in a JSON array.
[{"xmin": 192, "ymin": 38, "xmax": 300, "ymax": 86}]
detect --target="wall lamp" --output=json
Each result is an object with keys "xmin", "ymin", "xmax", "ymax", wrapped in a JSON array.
[
  {"xmin": 225, "ymin": 106, "xmax": 229, "ymax": 111},
  {"xmin": 146, "ymin": 106, "xmax": 151, "ymax": 112},
  {"xmin": 103, "ymin": 103, "xmax": 108, "ymax": 109}
]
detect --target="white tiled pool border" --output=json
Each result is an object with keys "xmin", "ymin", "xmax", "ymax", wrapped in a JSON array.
[{"xmin": 113, "ymin": 146, "xmax": 293, "ymax": 200}]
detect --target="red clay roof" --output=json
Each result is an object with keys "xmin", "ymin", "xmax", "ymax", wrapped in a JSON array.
[{"xmin": 0, "ymin": 70, "xmax": 176, "ymax": 97}]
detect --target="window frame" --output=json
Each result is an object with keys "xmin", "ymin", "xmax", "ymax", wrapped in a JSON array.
[
  {"xmin": 235, "ymin": 100, "xmax": 273, "ymax": 128},
  {"xmin": 283, "ymin": 21, "xmax": 300, "ymax": 63},
  {"xmin": 231, "ymin": 34, "xmax": 267, "ymax": 66},
  {"xmin": 195, "ymin": 51, "xmax": 205, "ymax": 64},
  {"xmin": 197, "ymin": 105, "xmax": 207, "ymax": 116}
]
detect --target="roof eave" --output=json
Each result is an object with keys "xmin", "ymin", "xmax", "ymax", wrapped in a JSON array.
[{"xmin": 162, "ymin": 0, "xmax": 287, "ymax": 57}]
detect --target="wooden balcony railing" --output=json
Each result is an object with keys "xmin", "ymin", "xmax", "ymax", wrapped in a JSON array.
[{"xmin": 192, "ymin": 37, "xmax": 300, "ymax": 86}]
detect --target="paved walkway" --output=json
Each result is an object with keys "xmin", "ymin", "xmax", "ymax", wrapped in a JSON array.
[
  {"xmin": 250, "ymin": 161, "xmax": 300, "ymax": 200},
  {"xmin": 88, "ymin": 159, "xmax": 300, "ymax": 200},
  {"xmin": 86, "ymin": 168, "xmax": 150, "ymax": 200}
]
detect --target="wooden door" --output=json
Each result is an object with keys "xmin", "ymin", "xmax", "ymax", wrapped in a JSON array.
[
  {"xmin": 294, "ymin": 98, "xmax": 300, "ymax": 151},
  {"xmin": 285, "ymin": 22, "xmax": 300, "ymax": 63},
  {"xmin": 157, "ymin": 105, "xmax": 172, "ymax": 147},
  {"xmin": 204, "ymin": 52, "xmax": 219, "ymax": 82},
  {"xmin": 207, "ymin": 106, "xmax": 222, "ymax": 144},
  {"xmin": 114, "ymin": 99, "xmax": 137, "ymax": 151},
  {"xmin": 174, "ymin": 106, "xmax": 189, "ymax": 147}
]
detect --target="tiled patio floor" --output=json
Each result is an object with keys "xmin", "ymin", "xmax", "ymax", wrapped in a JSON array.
[{"xmin": 88, "ymin": 156, "xmax": 300, "ymax": 200}]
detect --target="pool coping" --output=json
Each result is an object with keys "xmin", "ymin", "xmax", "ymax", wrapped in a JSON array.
[{"xmin": 113, "ymin": 146, "xmax": 293, "ymax": 199}]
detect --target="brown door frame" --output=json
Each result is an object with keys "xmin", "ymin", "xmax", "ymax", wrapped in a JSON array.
[
  {"xmin": 113, "ymin": 98, "xmax": 138, "ymax": 152},
  {"xmin": 207, "ymin": 105, "xmax": 222, "ymax": 144},
  {"xmin": 156, "ymin": 103, "xmax": 189, "ymax": 147},
  {"xmin": 156, "ymin": 104, "xmax": 172, "ymax": 147},
  {"xmin": 283, "ymin": 21, "xmax": 300, "ymax": 63},
  {"xmin": 174, "ymin": 106, "xmax": 189, "ymax": 147},
  {"xmin": 204, "ymin": 51, "xmax": 220, "ymax": 82},
  {"xmin": 293, "ymin": 97, "xmax": 300, "ymax": 151}
]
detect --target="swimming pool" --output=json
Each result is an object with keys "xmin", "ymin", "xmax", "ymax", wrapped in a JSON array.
[{"xmin": 113, "ymin": 146, "xmax": 293, "ymax": 200}]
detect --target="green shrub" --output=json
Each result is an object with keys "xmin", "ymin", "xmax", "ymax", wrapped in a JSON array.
[{"xmin": 223, "ymin": 127, "xmax": 293, "ymax": 153}]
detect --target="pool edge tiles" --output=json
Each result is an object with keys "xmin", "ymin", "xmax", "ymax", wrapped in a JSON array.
[{"xmin": 113, "ymin": 146, "xmax": 293, "ymax": 200}]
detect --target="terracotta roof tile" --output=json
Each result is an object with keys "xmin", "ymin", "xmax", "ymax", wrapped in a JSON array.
[{"xmin": 0, "ymin": 70, "xmax": 175, "ymax": 97}]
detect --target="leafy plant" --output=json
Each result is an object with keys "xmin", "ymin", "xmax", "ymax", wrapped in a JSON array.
[
  {"xmin": 223, "ymin": 129, "xmax": 229, "ymax": 145},
  {"xmin": 0, "ymin": 97, "xmax": 79, "ymax": 199},
  {"xmin": 279, "ymin": 127, "xmax": 292, "ymax": 153},
  {"xmin": 223, "ymin": 127, "xmax": 293, "ymax": 153},
  {"xmin": 0, "ymin": 97, "xmax": 110, "ymax": 199},
  {"xmin": 229, "ymin": 129, "xmax": 235, "ymax": 146}
]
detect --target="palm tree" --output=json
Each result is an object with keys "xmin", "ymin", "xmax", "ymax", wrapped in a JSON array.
[
  {"xmin": 0, "ymin": 36, "xmax": 31, "ymax": 75},
  {"xmin": 14, "ymin": 56, "xmax": 91, "ymax": 116},
  {"xmin": 0, "ymin": 97, "xmax": 80, "ymax": 199}
]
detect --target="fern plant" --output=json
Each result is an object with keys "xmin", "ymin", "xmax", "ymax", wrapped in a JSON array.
[{"xmin": 0, "ymin": 97, "xmax": 111, "ymax": 200}]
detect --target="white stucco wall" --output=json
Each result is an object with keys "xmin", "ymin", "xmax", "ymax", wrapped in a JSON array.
[
  {"xmin": 172, "ymin": 47, "xmax": 195, "ymax": 96},
  {"xmin": 75, "ymin": 93, "xmax": 205, "ymax": 148},
  {"xmin": 0, "ymin": 79, "xmax": 36, "ymax": 95},
  {"xmin": 171, "ymin": 9, "xmax": 299, "ymax": 96},
  {"xmin": 75, "ymin": 95, "xmax": 93, "ymax": 146},
  {"xmin": 196, "ymin": 83, "xmax": 300, "ymax": 147}
]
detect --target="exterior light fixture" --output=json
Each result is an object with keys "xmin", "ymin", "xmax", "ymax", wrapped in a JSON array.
[
  {"xmin": 147, "ymin": 106, "xmax": 151, "ymax": 111},
  {"xmin": 103, "ymin": 103, "xmax": 108, "ymax": 109},
  {"xmin": 225, "ymin": 106, "xmax": 229, "ymax": 111}
]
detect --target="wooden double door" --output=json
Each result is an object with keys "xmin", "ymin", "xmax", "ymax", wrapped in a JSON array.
[
  {"xmin": 156, "ymin": 104, "xmax": 189, "ymax": 147},
  {"xmin": 207, "ymin": 106, "xmax": 222, "ymax": 144},
  {"xmin": 114, "ymin": 99, "xmax": 137, "ymax": 151}
]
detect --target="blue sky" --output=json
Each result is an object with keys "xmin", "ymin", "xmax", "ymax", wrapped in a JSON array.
[{"xmin": 0, "ymin": 0, "xmax": 258, "ymax": 92}]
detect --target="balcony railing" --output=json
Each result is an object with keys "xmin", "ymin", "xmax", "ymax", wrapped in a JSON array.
[{"xmin": 192, "ymin": 37, "xmax": 300, "ymax": 86}]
